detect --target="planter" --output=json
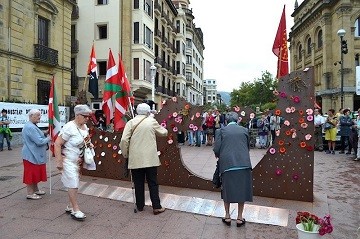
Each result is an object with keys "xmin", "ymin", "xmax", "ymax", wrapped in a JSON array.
[{"xmin": 296, "ymin": 223, "xmax": 321, "ymax": 239}]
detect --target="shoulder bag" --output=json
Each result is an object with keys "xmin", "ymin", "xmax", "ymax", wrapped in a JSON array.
[{"xmin": 77, "ymin": 127, "xmax": 95, "ymax": 165}]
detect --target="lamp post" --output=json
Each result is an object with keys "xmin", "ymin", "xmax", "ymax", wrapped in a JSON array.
[
  {"xmin": 150, "ymin": 65, "xmax": 157, "ymax": 110},
  {"xmin": 337, "ymin": 29, "xmax": 346, "ymax": 109}
]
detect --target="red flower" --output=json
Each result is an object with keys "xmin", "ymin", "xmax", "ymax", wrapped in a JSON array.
[
  {"xmin": 275, "ymin": 109, "xmax": 281, "ymax": 116},
  {"xmin": 300, "ymin": 141, "xmax": 307, "ymax": 148},
  {"xmin": 306, "ymin": 145, "xmax": 313, "ymax": 151}
]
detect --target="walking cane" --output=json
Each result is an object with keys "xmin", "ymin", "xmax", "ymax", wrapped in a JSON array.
[{"xmin": 129, "ymin": 169, "xmax": 137, "ymax": 213}]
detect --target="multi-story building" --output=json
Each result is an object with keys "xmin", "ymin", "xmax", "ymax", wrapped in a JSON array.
[
  {"xmin": 203, "ymin": 79, "xmax": 217, "ymax": 105},
  {"xmin": 75, "ymin": 0, "xmax": 204, "ymax": 109},
  {"xmin": 289, "ymin": 0, "xmax": 360, "ymax": 111},
  {"xmin": 0, "ymin": 0, "xmax": 75, "ymax": 104}
]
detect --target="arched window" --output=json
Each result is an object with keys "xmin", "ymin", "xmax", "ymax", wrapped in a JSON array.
[
  {"xmin": 298, "ymin": 44, "xmax": 302, "ymax": 60},
  {"xmin": 317, "ymin": 29, "xmax": 323, "ymax": 48},
  {"xmin": 307, "ymin": 37, "xmax": 312, "ymax": 55},
  {"xmin": 355, "ymin": 17, "xmax": 360, "ymax": 37}
]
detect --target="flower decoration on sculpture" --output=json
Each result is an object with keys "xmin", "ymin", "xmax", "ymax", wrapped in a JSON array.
[
  {"xmin": 305, "ymin": 134, "xmax": 312, "ymax": 141},
  {"xmin": 278, "ymin": 140, "xmax": 285, "ymax": 146},
  {"xmin": 240, "ymin": 111, "xmax": 246, "ymax": 116},
  {"xmin": 300, "ymin": 141, "xmax": 307, "ymax": 148},
  {"xmin": 299, "ymin": 118, "xmax": 305, "ymax": 124},
  {"xmin": 293, "ymin": 96, "xmax": 300, "ymax": 103},
  {"xmin": 192, "ymin": 126, "xmax": 198, "ymax": 131},
  {"xmin": 279, "ymin": 147, "xmax": 286, "ymax": 154},
  {"xmin": 195, "ymin": 112, "xmax": 201, "ymax": 118},
  {"xmin": 279, "ymin": 91, "xmax": 287, "ymax": 98},
  {"xmin": 112, "ymin": 145, "xmax": 118, "ymax": 150},
  {"xmin": 161, "ymin": 122, "xmax": 167, "ymax": 128},
  {"xmin": 307, "ymin": 115, "xmax": 314, "ymax": 122},
  {"xmin": 285, "ymin": 107, "xmax": 292, "ymax": 113},
  {"xmin": 172, "ymin": 97, "xmax": 177, "ymax": 102},
  {"xmin": 167, "ymin": 139, "xmax": 173, "ymax": 144},
  {"xmin": 301, "ymin": 122, "xmax": 308, "ymax": 129},
  {"xmin": 306, "ymin": 108, "xmax": 313, "ymax": 115},
  {"xmin": 292, "ymin": 173, "xmax": 299, "ymax": 181},
  {"xmin": 189, "ymin": 124, "xmax": 194, "ymax": 129},
  {"xmin": 284, "ymin": 120, "xmax": 290, "ymax": 126},
  {"xmin": 285, "ymin": 130, "xmax": 292, "ymax": 136},
  {"xmin": 175, "ymin": 116, "xmax": 182, "ymax": 124},
  {"xmin": 306, "ymin": 145, "xmax": 314, "ymax": 151},
  {"xmin": 273, "ymin": 89, "xmax": 279, "ymax": 95},
  {"xmin": 172, "ymin": 112, "xmax": 178, "ymax": 118},
  {"xmin": 292, "ymin": 132, "xmax": 297, "ymax": 138},
  {"xmin": 275, "ymin": 130, "xmax": 280, "ymax": 136},
  {"xmin": 184, "ymin": 104, "xmax": 190, "ymax": 110},
  {"xmin": 275, "ymin": 109, "xmax": 281, "ymax": 116},
  {"xmin": 172, "ymin": 126, "xmax": 178, "ymax": 132},
  {"xmin": 269, "ymin": 147, "xmax": 276, "ymax": 154},
  {"xmin": 162, "ymin": 100, "xmax": 167, "ymax": 105},
  {"xmin": 298, "ymin": 109, "xmax": 304, "ymax": 115},
  {"xmin": 275, "ymin": 168, "xmax": 283, "ymax": 175},
  {"xmin": 290, "ymin": 106, "xmax": 296, "ymax": 113}
]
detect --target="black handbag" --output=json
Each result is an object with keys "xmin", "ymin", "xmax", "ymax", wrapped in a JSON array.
[{"xmin": 212, "ymin": 160, "xmax": 221, "ymax": 188}]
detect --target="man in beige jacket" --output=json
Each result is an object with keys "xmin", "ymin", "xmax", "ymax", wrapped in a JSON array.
[{"xmin": 120, "ymin": 103, "xmax": 168, "ymax": 214}]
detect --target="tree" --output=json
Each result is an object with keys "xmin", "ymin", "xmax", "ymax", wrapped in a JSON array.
[{"xmin": 230, "ymin": 71, "xmax": 277, "ymax": 110}]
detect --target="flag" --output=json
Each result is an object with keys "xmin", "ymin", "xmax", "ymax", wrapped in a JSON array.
[
  {"xmin": 48, "ymin": 76, "xmax": 61, "ymax": 156},
  {"xmin": 102, "ymin": 49, "xmax": 121, "ymax": 125},
  {"xmin": 114, "ymin": 54, "xmax": 132, "ymax": 131},
  {"xmin": 272, "ymin": 5, "xmax": 289, "ymax": 79},
  {"xmin": 87, "ymin": 44, "xmax": 98, "ymax": 99}
]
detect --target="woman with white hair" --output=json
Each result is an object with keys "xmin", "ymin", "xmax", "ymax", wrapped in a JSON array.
[
  {"xmin": 120, "ymin": 103, "xmax": 168, "ymax": 215},
  {"xmin": 22, "ymin": 109, "xmax": 51, "ymax": 200},
  {"xmin": 54, "ymin": 104, "xmax": 93, "ymax": 221},
  {"xmin": 213, "ymin": 111, "xmax": 253, "ymax": 227}
]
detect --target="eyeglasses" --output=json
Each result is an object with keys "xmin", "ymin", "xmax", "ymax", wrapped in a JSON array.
[{"xmin": 80, "ymin": 114, "xmax": 90, "ymax": 118}]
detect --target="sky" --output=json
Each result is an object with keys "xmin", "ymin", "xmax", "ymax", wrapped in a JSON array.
[{"xmin": 188, "ymin": 1, "xmax": 302, "ymax": 92}]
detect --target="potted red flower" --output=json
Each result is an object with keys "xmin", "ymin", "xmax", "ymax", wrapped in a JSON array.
[{"xmin": 296, "ymin": 211, "xmax": 333, "ymax": 239}]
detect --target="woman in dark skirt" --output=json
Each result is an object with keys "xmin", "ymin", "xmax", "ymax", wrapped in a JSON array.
[{"xmin": 213, "ymin": 111, "xmax": 253, "ymax": 227}]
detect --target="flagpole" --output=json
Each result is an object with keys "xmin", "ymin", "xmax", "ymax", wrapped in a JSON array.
[
  {"xmin": 127, "ymin": 97, "xmax": 135, "ymax": 118},
  {"xmin": 277, "ymin": 47, "xmax": 283, "ymax": 79},
  {"xmin": 48, "ymin": 126, "xmax": 52, "ymax": 194}
]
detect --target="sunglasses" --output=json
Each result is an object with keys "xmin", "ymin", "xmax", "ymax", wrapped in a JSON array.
[{"xmin": 80, "ymin": 114, "xmax": 90, "ymax": 118}]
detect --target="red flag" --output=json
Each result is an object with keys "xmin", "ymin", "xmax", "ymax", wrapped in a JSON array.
[
  {"xmin": 114, "ymin": 54, "xmax": 131, "ymax": 131},
  {"xmin": 48, "ymin": 76, "xmax": 61, "ymax": 156},
  {"xmin": 272, "ymin": 5, "xmax": 289, "ymax": 79},
  {"xmin": 102, "ymin": 49, "xmax": 120, "ymax": 125}
]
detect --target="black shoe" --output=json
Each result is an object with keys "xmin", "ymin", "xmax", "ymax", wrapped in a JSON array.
[
  {"xmin": 8, "ymin": 148, "xmax": 12, "ymax": 151},
  {"xmin": 236, "ymin": 218, "xmax": 246, "ymax": 227},
  {"xmin": 222, "ymin": 218, "xmax": 231, "ymax": 226},
  {"xmin": 137, "ymin": 207, "xmax": 144, "ymax": 212},
  {"xmin": 332, "ymin": 151, "xmax": 335, "ymax": 154},
  {"xmin": 326, "ymin": 150, "xmax": 331, "ymax": 154},
  {"xmin": 339, "ymin": 151, "xmax": 345, "ymax": 154},
  {"xmin": 346, "ymin": 152, "xmax": 351, "ymax": 155}
]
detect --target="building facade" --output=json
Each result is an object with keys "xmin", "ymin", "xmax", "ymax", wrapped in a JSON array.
[
  {"xmin": 203, "ymin": 79, "xmax": 217, "ymax": 105},
  {"xmin": 289, "ymin": 0, "xmax": 360, "ymax": 111},
  {"xmin": 0, "ymin": 0, "xmax": 74, "ymax": 104},
  {"xmin": 75, "ymin": 0, "xmax": 204, "ymax": 109}
]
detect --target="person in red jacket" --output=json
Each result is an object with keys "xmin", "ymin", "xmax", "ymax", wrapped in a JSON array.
[{"xmin": 205, "ymin": 110, "xmax": 215, "ymax": 145}]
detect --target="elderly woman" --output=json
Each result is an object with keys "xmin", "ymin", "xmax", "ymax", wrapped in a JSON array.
[
  {"xmin": 54, "ymin": 104, "xmax": 93, "ymax": 221},
  {"xmin": 120, "ymin": 103, "xmax": 168, "ymax": 215},
  {"xmin": 213, "ymin": 112, "xmax": 253, "ymax": 227},
  {"xmin": 22, "ymin": 109, "xmax": 50, "ymax": 199}
]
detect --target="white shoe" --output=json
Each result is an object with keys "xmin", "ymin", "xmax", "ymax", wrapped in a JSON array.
[
  {"xmin": 71, "ymin": 211, "xmax": 86, "ymax": 221},
  {"xmin": 65, "ymin": 205, "xmax": 73, "ymax": 214}
]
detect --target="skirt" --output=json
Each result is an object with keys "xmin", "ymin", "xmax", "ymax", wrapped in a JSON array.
[
  {"xmin": 61, "ymin": 156, "xmax": 81, "ymax": 189},
  {"xmin": 23, "ymin": 159, "xmax": 47, "ymax": 184},
  {"xmin": 221, "ymin": 169, "xmax": 253, "ymax": 203}
]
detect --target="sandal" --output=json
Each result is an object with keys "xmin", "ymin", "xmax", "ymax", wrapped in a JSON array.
[
  {"xmin": 65, "ymin": 205, "xmax": 73, "ymax": 214},
  {"xmin": 26, "ymin": 193, "xmax": 42, "ymax": 200},
  {"xmin": 236, "ymin": 218, "xmax": 246, "ymax": 227},
  {"xmin": 71, "ymin": 211, "xmax": 86, "ymax": 221},
  {"xmin": 35, "ymin": 190, "xmax": 46, "ymax": 195},
  {"xmin": 222, "ymin": 218, "xmax": 231, "ymax": 226}
]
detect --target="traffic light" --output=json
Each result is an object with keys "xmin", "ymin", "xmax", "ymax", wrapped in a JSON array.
[{"xmin": 341, "ymin": 40, "xmax": 348, "ymax": 54}]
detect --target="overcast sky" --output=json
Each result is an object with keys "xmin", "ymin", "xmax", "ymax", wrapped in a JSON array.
[{"xmin": 189, "ymin": 1, "xmax": 302, "ymax": 92}]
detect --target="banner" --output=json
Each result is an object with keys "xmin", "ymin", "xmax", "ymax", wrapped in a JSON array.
[
  {"xmin": 0, "ymin": 102, "xmax": 69, "ymax": 129},
  {"xmin": 356, "ymin": 66, "xmax": 360, "ymax": 95}
]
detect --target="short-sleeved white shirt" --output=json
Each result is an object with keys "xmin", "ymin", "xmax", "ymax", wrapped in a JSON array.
[{"xmin": 59, "ymin": 121, "xmax": 88, "ymax": 160}]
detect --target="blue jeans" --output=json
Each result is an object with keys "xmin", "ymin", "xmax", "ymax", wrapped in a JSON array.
[
  {"xmin": 0, "ymin": 132, "xmax": 11, "ymax": 150},
  {"xmin": 259, "ymin": 135, "xmax": 268, "ymax": 147},
  {"xmin": 187, "ymin": 130, "xmax": 194, "ymax": 145},
  {"xmin": 194, "ymin": 130, "xmax": 201, "ymax": 146}
]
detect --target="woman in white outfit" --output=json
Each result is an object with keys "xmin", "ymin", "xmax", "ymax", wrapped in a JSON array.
[{"xmin": 54, "ymin": 104, "xmax": 93, "ymax": 221}]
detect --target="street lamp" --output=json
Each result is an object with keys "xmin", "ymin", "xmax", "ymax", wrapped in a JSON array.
[
  {"xmin": 337, "ymin": 29, "xmax": 347, "ymax": 109},
  {"xmin": 150, "ymin": 65, "xmax": 157, "ymax": 110}
]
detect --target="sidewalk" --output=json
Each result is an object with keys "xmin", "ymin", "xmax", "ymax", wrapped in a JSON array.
[{"xmin": 0, "ymin": 146, "xmax": 359, "ymax": 239}]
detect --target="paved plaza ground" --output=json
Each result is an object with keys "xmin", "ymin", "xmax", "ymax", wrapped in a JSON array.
[{"xmin": 0, "ymin": 145, "xmax": 359, "ymax": 239}]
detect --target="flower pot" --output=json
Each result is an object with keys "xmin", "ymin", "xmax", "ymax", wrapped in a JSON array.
[{"xmin": 296, "ymin": 223, "xmax": 321, "ymax": 239}]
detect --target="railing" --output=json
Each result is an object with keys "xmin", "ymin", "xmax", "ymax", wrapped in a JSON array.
[
  {"xmin": 71, "ymin": 74, "xmax": 79, "ymax": 89},
  {"xmin": 71, "ymin": 5, "xmax": 79, "ymax": 20},
  {"xmin": 34, "ymin": 44, "xmax": 58, "ymax": 66},
  {"xmin": 71, "ymin": 39, "xmax": 79, "ymax": 53}
]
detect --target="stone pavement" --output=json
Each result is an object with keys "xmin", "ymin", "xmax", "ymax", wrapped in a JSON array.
[{"xmin": 0, "ymin": 145, "xmax": 359, "ymax": 239}]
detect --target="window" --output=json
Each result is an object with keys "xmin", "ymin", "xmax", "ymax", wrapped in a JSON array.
[
  {"xmin": 182, "ymin": 63, "xmax": 185, "ymax": 75},
  {"xmin": 176, "ymin": 20, "xmax": 180, "ymax": 33},
  {"xmin": 298, "ymin": 44, "xmax": 302, "ymax": 60},
  {"xmin": 176, "ymin": 82, "xmax": 180, "ymax": 94},
  {"xmin": 307, "ymin": 37, "xmax": 311, "ymax": 55},
  {"xmin": 134, "ymin": 0, "xmax": 139, "ymax": 9},
  {"xmin": 97, "ymin": 24, "xmax": 107, "ymax": 39},
  {"xmin": 317, "ymin": 30, "xmax": 323, "ymax": 48},
  {"xmin": 37, "ymin": 80, "xmax": 51, "ymax": 105},
  {"xmin": 144, "ymin": 0, "xmax": 152, "ymax": 17},
  {"xmin": 144, "ymin": 60, "xmax": 152, "ymax": 82},
  {"xmin": 186, "ymin": 38, "xmax": 191, "ymax": 48},
  {"xmin": 355, "ymin": 17, "xmax": 360, "ymax": 37},
  {"xmin": 133, "ymin": 58, "xmax": 139, "ymax": 79},
  {"xmin": 38, "ymin": 17, "xmax": 49, "ymax": 46},
  {"xmin": 144, "ymin": 25, "xmax": 153, "ymax": 48},
  {"xmin": 97, "ymin": 61, "xmax": 107, "ymax": 76},
  {"xmin": 182, "ymin": 43, "xmax": 185, "ymax": 55},
  {"xmin": 176, "ymin": 41, "xmax": 180, "ymax": 53},
  {"xmin": 97, "ymin": 0, "xmax": 108, "ymax": 5},
  {"xmin": 176, "ymin": 61, "xmax": 180, "ymax": 74},
  {"xmin": 134, "ymin": 22, "xmax": 139, "ymax": 43},
  {"xmin": 186, "ymin": 55, "xmax": 192, "ymax": 64}
]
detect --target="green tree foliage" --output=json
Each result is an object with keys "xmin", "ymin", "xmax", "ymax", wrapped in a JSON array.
[{"xmin": 230, "ymin": 71, "xmax": 278, "ymax": 111}]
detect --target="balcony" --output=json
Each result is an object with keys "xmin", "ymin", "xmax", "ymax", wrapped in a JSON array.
[
  {"xmin": 34, "ymin": 44, "xmax": 58, "ymax": 67},
  {"xmin": 71, "ymin": 5, "xmax": 79, "ymax": 20},
  {"xmin": 161, "ymin": 37, "xmax": 168, "ymax": 48},
  {"xmin": 186, "ymin": 75, "xmax": 193, "ymax": 86},
  {"xmin": 154, "ymin": 29, "xmax": 162, "ymax": 41},
  {"xmin": 71, "ymin": 39, "xmax": 79, "ymax": 53},
  {"xmin": 155, "ymin": 57, "xmax": 163, "ymax": 68},
  {"xmin": 161, "ymin": 12, "xmax": 167, "ymax": 24},
  {"xmin": 154, "ymin": 1, "xmax": 161, "ymax": 15}
]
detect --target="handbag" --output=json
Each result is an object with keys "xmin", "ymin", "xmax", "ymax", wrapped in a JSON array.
[
  {"xmin": 84, "ymin": 146, "xmax": 95, "ymax": 165},
  {"xmin": 324, "ymin": 122, "xmax": 333, "ymax": 130},
  {"xmin": 212, "ymin": 160, "xmax": 221, "ymax": 188}
]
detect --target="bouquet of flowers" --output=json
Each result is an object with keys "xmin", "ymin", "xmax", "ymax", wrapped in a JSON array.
[{"xmin": 296, "ymin": 211, "xmax": 333, "ymax": 236}]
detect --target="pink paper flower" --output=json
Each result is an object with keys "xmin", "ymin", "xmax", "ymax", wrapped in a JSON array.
[
  {"xmin": 269, "ymin": 147, "xmax": 276, "ymax": 154},
  {"xmin": 173, "ymin": 127, "xmax": 178, "ymax": 132},
  {"xmin": 195, "ymin": 112, "xmax": 201, "ymax": 118},
  {"xmin": 292, "ymin": 173, "xmax": 299, "ymax": 180},
  {"xmin": 275, "ymin": 168, "xmax": 283, "ymax": 175},
  {"xmin": 285, "ymin": 107, "xmax": 292, "ymax": 113},
  {"xmin": 305, "ymin": 134, "xmax": 312, "ymax": 140},
  {"xmin": 162, "ymin": 100, "xmax": 167, "ymax": 105},
  {"xmin": 275, "ymin": 130, "xmax": 280, "ymax": 136},
  {"xmin": 279, "ymin": 92, "xmax": 287, "ymax": 98},
  {"xmin": 273, "ymin": 89, "xmax": 279, "ymax": 95},
  {"xmin": 290, "ymin": 106, "xmax": 296, "ymax": 113},
  {"xmin": 161, "ymin": 122, "xmax": 167, "ymax": 128},
  {"xmin": 284, "ymin": 120, "xmax": 290, "ymax": 126},
  {"xmin": 300, "ymin": 122, "xmax": 308, "ymax": 129},
  {"xmin": 192, "ymin": 126, "xmax": 198, "ymax": 131},
  {"xmin": 293, "ymin": 96, "xmax": 300, "ymax": 103},
  {"xmin": 307, "ymin": 115, "xmax": 313, "ymax": 121},
  {"xmin": 167, "ymin": 139, "xmax": 173, "ymax": 144},
  {"xmin": 240, "ymin": 111, "xmax": 246, "ymax": 116},
  {"xmin": 189, "ymin": 124, "xmax": 194, "ymax": 129},
  {"xmin": 172, "ymin": 97, "xmax": 177, "ymax": 102},
  {"xmin": 292, "ymin": 132, "xmax": 297, "ymax": 138},
  {"xmin": 113, "ymin": 145, "xmax": 118, "ymax": 150},
  {"xmin": 306, "ymin": 108, "xmax": 313, "ymax": 115},
  {"xmin": 172, "ymin": 112, "xmax": 178, "ymax": 118}
]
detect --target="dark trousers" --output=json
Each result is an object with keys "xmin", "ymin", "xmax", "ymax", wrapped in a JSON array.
[
  {"xmin": 340, "ymin": 136, "xmax": 350, "ymax": 152},
  {"xmin": 131, "ymin": 167, "xmax": 161, "ymax": 210},
  {"xmin": 270, "ymin": 130, "xmax": 276, "ymax": 144},
  {"xmin": 314, "ymin": 127, "xmax": 323, "ymax": 150},
  {"xmin": 0, "ymin": 132, "xmax": 11, "ymax": 150}
]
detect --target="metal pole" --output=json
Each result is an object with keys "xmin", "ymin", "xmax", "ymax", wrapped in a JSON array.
[
  {"xmin": 151, "ymin": 75, "xmax": 155, "ymax": 110},
  {"xmin": 340, "ymin": 35, "xmax": 344, "ymax": 109}
]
